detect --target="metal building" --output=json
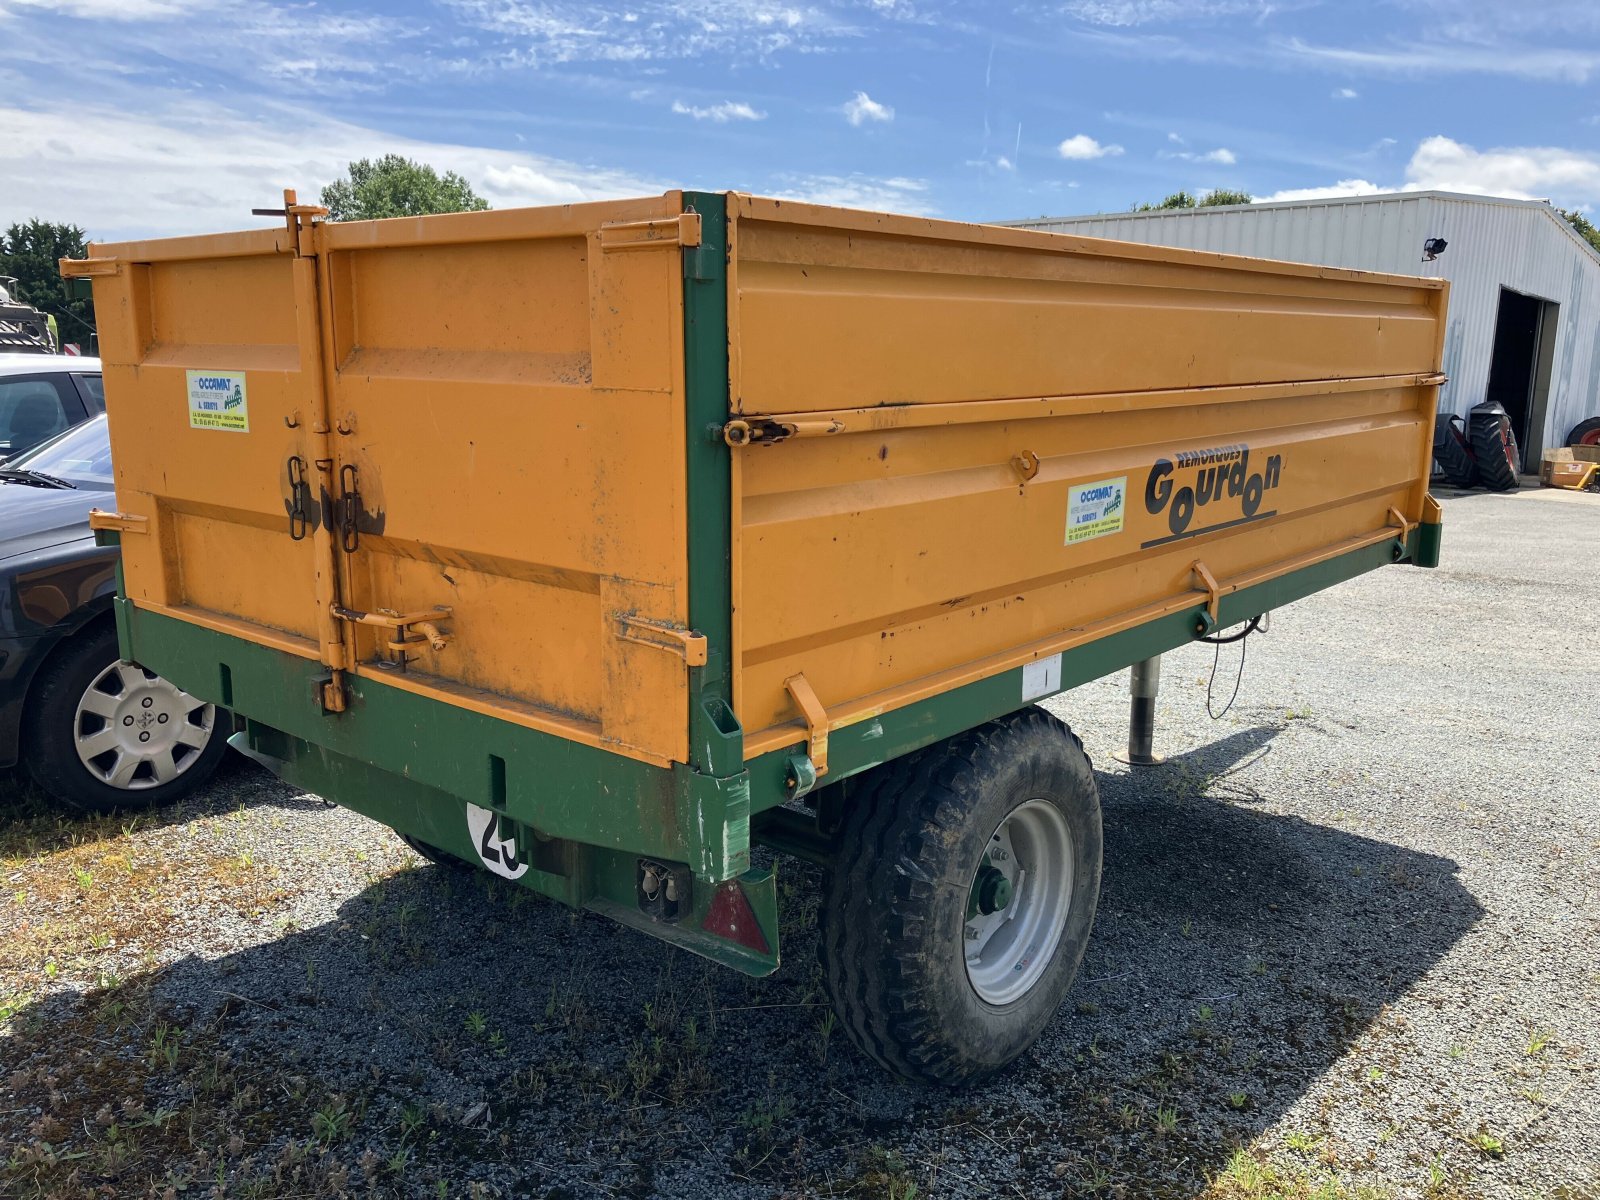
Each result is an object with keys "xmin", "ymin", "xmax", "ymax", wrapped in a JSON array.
[{"xmin": 1009, "ymin": 191, "xmax": 1600, "ymax": 468}]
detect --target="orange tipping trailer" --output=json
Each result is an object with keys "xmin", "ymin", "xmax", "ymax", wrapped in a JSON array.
[{"xmin": 66, "ymin": 191, "xmax": 1445, "ymax": 1083}]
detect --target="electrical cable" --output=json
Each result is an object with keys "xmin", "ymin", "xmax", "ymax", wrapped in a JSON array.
[{"xmin": 1203, "ymin": 613, "xmax": 1268, "ymax": 719}]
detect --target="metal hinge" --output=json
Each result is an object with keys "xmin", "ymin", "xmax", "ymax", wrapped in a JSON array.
[
  {"xmin": 598, "ymin": 213, "xmax": 703, "ymax": 252},
  {"xmin": 59, "ymin": 257, "xmax": 121, "ymax": 279},
  {"xmin": 87, "ymin": 510, "xmax": 148, "ymax": 534},
  {"xmin": 615, "ymin": 615, "xmax": 709, "ymax": 667}
]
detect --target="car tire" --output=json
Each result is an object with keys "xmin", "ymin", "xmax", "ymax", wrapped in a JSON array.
[
  {"xmin": 1568, "ymin": 417, "xmax": 1600, "ymax": 448},
  {"xmin": 21, "ymin": 623, "xmax": 229, "ymax": 814},
  {"xmin": 818, "ymin": 707, "xmax": 1103, "ymax": 1085}
]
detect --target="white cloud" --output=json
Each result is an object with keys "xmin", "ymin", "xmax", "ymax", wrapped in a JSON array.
[
  {"xmin": 772, "ymin": 173, "xmax": 931, "ymax": 214},
  {"xmin": 446, "ymin": 0, "xmax": 857, "ymax": 65},
  {"xmin": 0, "ymin": 96, "xmax": 662, "ymax": 239},
  {"xmin": 1062, "ymin": 0, "xmax": 1282, "ymax": 26},
  {"xmin": 1333, "ymin": 86, "xmax": 1359, "ymax": 99},
  {"xmin": 1260, "ymin": 179, "xmax": 1386, "ymax": 202},
  {"xmin": 1169, "ymin": 146, "xmax": 1237, "ymax": 164},
  {"xmin": 1, "ymin": 0, "xmax": 205, "ymax": 17},
  {"xmin": 842, "ymin": 91, "xmax": 894, "ymax": 125},
  {"xmin": 1057, "ymin": 134, "xmax": 1124, "ymax": 160},
  {"xmin": 671, "ymin": 99, "xmax": 766, "ymax": 122},
  {"xmin": 1285, "ymin": 36, "xmax": 1600, "ymax": 83},
  {"xmin": 1259, "ymin": 135, "xmax": 1600, "ymax": 206},
  {"xmin": 1402, "ymin": 134, "xmax": 1600, "ymax": 200}
]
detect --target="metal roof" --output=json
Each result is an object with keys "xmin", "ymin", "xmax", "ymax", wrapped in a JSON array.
[{"xmin": 1005, "ymin": 189, "xmax": 1600, "ymax": 270}]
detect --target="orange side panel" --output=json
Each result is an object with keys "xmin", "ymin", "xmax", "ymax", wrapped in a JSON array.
[{"xmin": 726, "ymin": 197, "xmax": 1446, "ymax": 752}]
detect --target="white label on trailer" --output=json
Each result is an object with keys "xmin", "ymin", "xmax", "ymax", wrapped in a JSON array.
[
  {"xmin": 1021, "ymin": 653, "xmax": 1062, "ymax": 701},
  {"xmin": 1064, "ymin": 475, "xmax": 1126, "ymax": 544},
  {"xmin": 466, "ymin": 803, "xmax": 529, "ymax": 880},
  {"xmin": 185, "ymin": 369, "xmax": 250, "ymax": 432}
]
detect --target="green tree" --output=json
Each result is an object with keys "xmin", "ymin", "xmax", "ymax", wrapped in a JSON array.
[
  {"xmin": 1558, "ymin": 208, "xmax": 1600, "ymax": 254},
  {"xmin": 1135, "ymin": 190, "xmax": 1199, "ymax": 211},
  {"xmin": 320, "ymin": 155, "xmax": 490, "ymax": 222},
  {"xmin": 1134, "ymin": 188, "xmax": 1253, "ymax": 212},
  {"xmin": 0, "ymin": 219, "xmax": 96, "ymax": 351}
]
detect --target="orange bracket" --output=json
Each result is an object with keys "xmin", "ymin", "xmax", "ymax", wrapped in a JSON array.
[
  {"xmin": 1191, "ymin": 560, "xmax": 1222, "ymax": 625},
  {"xmin": 87, "ymin": 510, "xmax": 148, "ymax": 534},
  {"xmin": 616, "ymin": 614, "xmax": 709, "ymax": 667},
  {"xmin": 784, "ymin": 673, "xmax": 830, "ymax": 777},
  {"xmin": 598, "ymin": 212, "xmax": 702, "ymax": 251}
]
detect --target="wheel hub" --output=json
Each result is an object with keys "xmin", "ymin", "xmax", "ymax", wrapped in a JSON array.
[
  {"xmin": 972, "ymin": 864, "xmax": 1013, "ymax": 915},
  {"xmin": 964, "ymin": 798, "xmax": 1075, "ymax": 1006},
  {"xmin": 73, "ymin": 661, "xmax": 214, "ymax": 791}
]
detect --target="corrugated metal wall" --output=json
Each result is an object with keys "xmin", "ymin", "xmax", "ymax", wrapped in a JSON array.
[{"xmin": 1010, "ymin": 193, "xmax": 1600, "ymax": 452}]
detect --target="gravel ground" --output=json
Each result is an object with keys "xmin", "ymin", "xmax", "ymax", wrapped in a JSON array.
[{"xmin": 3, "ymin": 485, "xmax": 1597, "ymax": 1200}]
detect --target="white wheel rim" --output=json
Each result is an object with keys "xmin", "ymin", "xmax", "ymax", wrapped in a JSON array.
[
  {"xmin": 72, "ymin": 660, "xmax": 215, "ymax": 791},
  {"xmin": 964, "ymin": 797, "xmax": 1074, "ymax": 1006}
]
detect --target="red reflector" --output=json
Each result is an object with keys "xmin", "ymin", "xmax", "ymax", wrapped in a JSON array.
[{"xmin": 701, "ymin": 881, "xmax": 770, "ymax": 954}]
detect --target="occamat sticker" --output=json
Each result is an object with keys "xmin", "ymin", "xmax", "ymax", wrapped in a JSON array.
[
  {"xmin": 186, "ymin": 369, "xmax": 249, "ymax": 432},
  {"xmin": 1064, "ymin": 476, "xmax": 1126, "ymax": 545},
  {"xmin": 466, "ymin": 803, "xmax": 528, "ymax": 880}
]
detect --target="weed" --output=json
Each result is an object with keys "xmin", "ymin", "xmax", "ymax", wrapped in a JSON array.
[
  {"xmin": 1228, "ymin": 1092, "xmax": 1248, "ymax": 1110},
  {"xmin": 1284, "ymin": 1130, "xmax": 1323, "ymax": 1154},
  {"xmin": 814, "ymin": 1008, "xmax": 837, "ymax": 1064},
  {"xmin": 1470, "ymin": 1129, "xmax": 1504, "ymax": 1159},
  {"xmin": 1156, "ymin": 1106, "xmax": 1180, "ymax": 1133},
  {"xmin": 464, "ymin": 1010, "xmax": 488, "ymax": 1037},
  {"xmin": 1526, "ymin": 1028, "xmax": 1552, "ymax": 1056},
  {"xmin": 311, "ymin": 1096, "xmax": 353, "ymax": 1147}
]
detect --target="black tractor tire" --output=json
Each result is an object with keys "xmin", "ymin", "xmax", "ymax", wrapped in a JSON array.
[
  {"xmin": 1470, "ymin": 407, "xmax": 1521, "ymax": 492},
  {"xmin": 1567, "ymin": 417, "xmax": 1600, "ymax": 448},
  {"xmin": 1432, "ymin": 415, "xmax": 1478, "ymax": 488},
  {"xmin": 818, "ymin": 707, "xmax": 1102, "ymax": 1085},
  {"xmin": 22, "ymin": 623, "xmax": 230, "ymax": 814}
]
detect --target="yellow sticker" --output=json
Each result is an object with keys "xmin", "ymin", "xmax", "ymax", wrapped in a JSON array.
[
  {"xmin": 186, "ymin": 370, "xmax": 249, "ymax": 432},
  {"xmin": 1064, "ymin": 475, "xmax": 1126, "ymax": 544}
]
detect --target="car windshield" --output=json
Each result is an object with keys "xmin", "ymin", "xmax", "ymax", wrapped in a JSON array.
[{"xmin": 4, "ymin": 414, "xmax": 113, "ymax": 488}]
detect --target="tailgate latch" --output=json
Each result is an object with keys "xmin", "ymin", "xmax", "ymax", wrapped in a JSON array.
[
  {"xmin": 615, "ymin": 614, "xmax": 708, "ymax": 667},
  {"xmin": 333, "ymin": 605, "xmax": 454, "ymax": 672}
]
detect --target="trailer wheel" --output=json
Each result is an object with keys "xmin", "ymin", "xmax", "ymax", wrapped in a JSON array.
[
  {"xmin": 398, "ymin": 833, "xmax": 471, "ymax": 870},
  {"xmin": 1470, "ymin": 405, "xmax": 1521, "ymax": 492},
  {"xmin": 1432, "ymin": 415, "xmax": 1477, "ymax": 488},
  {"xmin": 818, "ymin": 707, "xmax": 1102, "ymax": 1085},
  {"xmin": 1568, "ymin": 417, "xmax": 1600, "ymax": 447}
]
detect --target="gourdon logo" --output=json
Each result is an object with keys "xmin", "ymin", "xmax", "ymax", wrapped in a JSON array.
[{"xmin": 1143, "ymin": 443, "xmax": 1282, "ymax": 547}]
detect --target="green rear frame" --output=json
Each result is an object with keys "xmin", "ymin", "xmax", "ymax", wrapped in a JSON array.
[{"xmin": 102, "ymin": 192, "xmax": 1443, "ymax": 978}]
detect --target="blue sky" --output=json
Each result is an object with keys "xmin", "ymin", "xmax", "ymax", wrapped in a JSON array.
[{"xmin": 4, "ymin": 0, "xmax": 1600, "ymax": 239}]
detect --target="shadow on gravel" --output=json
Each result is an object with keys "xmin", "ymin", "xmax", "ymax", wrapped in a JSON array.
[
  {"xmin": 0, "ymin": 753, "xmax": 325, "ymax": 847},
  {"xmin": 2, "ymin": 728, "xmax": 1483, "ymax": 1199}
]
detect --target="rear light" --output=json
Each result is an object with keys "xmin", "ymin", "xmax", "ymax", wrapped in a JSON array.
[{"xmin": 701, "ymin": 881, "xmax": 770, "ymax": 954}]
